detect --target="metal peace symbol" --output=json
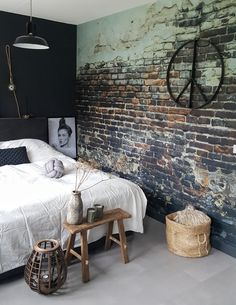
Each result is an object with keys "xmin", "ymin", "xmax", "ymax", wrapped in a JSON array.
[{"xmin": 167, "ymin": 39, "xmax": 224, "ymax": 109}]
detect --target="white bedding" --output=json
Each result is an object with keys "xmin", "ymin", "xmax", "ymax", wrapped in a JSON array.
[{"xmin": 0, "ymin": 139, "xmax": 147, "ymax": 274}]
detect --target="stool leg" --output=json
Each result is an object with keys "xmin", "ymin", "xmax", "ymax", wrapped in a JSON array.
[
  {"xmin": 105, "ymin": 221, "xmax": 114, "ymax": 250},
  {"xmin": 65, "ymin": 233, "xmax": 76, "ymax": 265},
  {"xmin": 80, "ymin": 231, "xmax": 89, "ymax": 282},
  {"xmin": 117, "ymin": 219, "xmax": 129, "ymax": 264}
]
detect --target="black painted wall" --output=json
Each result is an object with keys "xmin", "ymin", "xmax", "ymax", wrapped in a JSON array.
[{"xmin": 0, "ymin": 11, "xmax": 76, "ymax": 117}]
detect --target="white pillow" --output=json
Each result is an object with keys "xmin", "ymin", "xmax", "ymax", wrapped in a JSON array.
[{"xmin": 0, "ymin": 138, "xmax": 70, "ymax": 163}]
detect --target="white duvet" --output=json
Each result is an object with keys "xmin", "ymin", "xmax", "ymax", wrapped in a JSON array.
[{"xmin": 0, "ymin": 139, "xmax": 147, "ymax": 274}]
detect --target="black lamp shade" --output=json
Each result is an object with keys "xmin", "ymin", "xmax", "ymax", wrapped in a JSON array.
[
  {"xmin": 13, "ymin": 21, "xmax": 49, "ymax": 50},
  {"xmin": 13, "ymin": 34, "xmax": 49, "ymax": 49}
]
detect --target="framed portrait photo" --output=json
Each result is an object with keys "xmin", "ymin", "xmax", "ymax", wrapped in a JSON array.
[{"xmin": 48, "ymin": 117, "xmax": 77, "ymax": 159}]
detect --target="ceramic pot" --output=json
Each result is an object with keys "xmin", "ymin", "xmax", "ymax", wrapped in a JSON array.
[{"xmin": 66, "ymin": 190, "xmax": 83, "ymax": 224}]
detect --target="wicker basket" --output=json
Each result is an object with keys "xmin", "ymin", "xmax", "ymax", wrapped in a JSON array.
[{"xmin": 165, "ymin": 212, "xmax": 211, "ymax": 258}]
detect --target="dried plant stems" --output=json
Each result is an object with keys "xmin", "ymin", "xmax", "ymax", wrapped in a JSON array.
[
  {"xmin": 75, "ymin": 168, "xmax": 92, "ymax": 191},
  {"xmin": 74, "ymin": 158, "xmax": 101, "ymax": 192}
]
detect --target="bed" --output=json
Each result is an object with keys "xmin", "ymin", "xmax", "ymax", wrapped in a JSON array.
[{"xmin": 0, "ymin": 118, "xmax": 147, "ymax": 275}]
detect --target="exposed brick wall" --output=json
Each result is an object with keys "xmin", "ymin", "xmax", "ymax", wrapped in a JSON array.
[{"xmin": 76, "ymin": 0, "xmax": 236, "ymax": 256}]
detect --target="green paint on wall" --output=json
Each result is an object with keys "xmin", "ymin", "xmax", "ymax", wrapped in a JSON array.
[
  {"xmin": 76, "ymin": 0, "xmax": 223, "ymax": 72},
  {"xmin": 76, "ymin": 1, "xmax": 191, "ymax": 71},
  {"xmin": 226, "ymin": 58, "xmax": 236, "ymax": 75}
]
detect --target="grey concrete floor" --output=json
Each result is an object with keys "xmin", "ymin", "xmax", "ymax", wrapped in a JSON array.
[{"xmin": 0, "ymin": 216, "xmax": 236, "ymax": 305}]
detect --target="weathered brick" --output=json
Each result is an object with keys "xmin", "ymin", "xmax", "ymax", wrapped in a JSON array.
[
  {"xmin": 189, "ymin": 140, "xmax": 214, "ymax": 152},
  {"xmin": 169, "ymin": 108, "xmax": 190, "ymax": 115},
  {"xmin": 200, "ymin": 27, "xmax": 227, "ymax": 38},
  {"xmin": 114, "ymin": 80, "xmax": 127, "ymax": 85},
  {"xmin": 226, "ymin": 86, "xmax": 236, "ymax": 94},
  {"xmin": 76, "ymin": 1, "xmax": 236, "ymax": 258},
  {"xmin": 144, "ymin": 79, "xmax": 166, "ymax": 86},
  {"xmin": 167, "ymin": 114, "xmax": 186, "ymax": 122},
  {"xmin": 215, "ymin": 110, "xmax": 236, "ymax": 119},
  {"xmin": 222, "ymin": 155, "xmax": 236, "ymax": 163},
  {"xmin": 190, "ymin": 109, "xmax": 215, "ymax": 117},
  {"xmin": 208, "ymin": 152, "xmax": 221, "ymax": 160},
  {"xmin": 214, "ymin": 145, "xmax": 232, "ymax": 154},
  {"xmin": 202, "ymin": 158, "xmax": 236, "ymax": 171},
  {"xmin": 228, "ymin": 25, "xmax": 236, "ymax": 34},
  {"xmin": 220, "ymin": 34, "xmax": 235, "ymax": 43}
]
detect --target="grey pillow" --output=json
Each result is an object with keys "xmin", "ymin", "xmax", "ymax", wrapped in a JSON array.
[{"xmin": 45, "ymin": 159, "xmax": 64, "ymax": 178}]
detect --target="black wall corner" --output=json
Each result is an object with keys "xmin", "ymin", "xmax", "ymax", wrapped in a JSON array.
[{"xmin": 0, "ymin": 11, "xmax": 76, "ymax": 118}]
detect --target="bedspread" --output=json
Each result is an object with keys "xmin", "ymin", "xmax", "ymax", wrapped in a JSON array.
[{"xmin": 0, "ymin": 146, "xmax": 147, "ymax": 274}]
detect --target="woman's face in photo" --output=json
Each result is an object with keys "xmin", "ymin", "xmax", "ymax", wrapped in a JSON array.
[{"xmin": 58, "ymin": 128, "xmax": 69, "ymax": 147}]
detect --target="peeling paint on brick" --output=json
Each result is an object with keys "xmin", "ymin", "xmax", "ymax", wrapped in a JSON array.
[{"xmin": 76, "ymin": 0, "xmax": 236, "ymax": 257}]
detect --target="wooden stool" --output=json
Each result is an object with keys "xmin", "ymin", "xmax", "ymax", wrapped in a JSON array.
[{"xmin": 63, "ymin": 208, "xmax": 131, "ymax": 282}]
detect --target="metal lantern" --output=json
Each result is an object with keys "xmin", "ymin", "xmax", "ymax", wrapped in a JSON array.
[{"xmin": 24, "ymin": 239, "xmax": 67, "ymax": 294}]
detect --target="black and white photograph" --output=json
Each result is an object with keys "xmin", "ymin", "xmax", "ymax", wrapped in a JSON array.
[{"xmin": 48, "ymin": 117, "xmax": 77, "ymax": 158}]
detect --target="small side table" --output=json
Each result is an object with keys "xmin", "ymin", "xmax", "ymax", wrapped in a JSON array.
[{"xmin": 63, "ymin": 208, "xmax": 131, "ymax": 282}]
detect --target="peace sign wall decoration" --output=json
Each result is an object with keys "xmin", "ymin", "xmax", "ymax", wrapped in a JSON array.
[{"xmin": 166, "ymin": 38, "xmax": 224, "ymax": 109}]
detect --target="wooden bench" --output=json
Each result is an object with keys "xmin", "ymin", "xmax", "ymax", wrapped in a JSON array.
[{"xmin": 63, "ymin": 208, "xmax": 131, "ymax": 282}]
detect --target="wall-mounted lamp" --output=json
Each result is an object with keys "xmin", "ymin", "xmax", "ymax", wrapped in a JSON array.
[{"xmin": 13, "ymin": 0, "xmax": 49, "ymax": 50}]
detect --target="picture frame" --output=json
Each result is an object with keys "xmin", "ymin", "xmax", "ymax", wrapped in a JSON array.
[{"xmin": 48, "ymin": 117, "xmax": 77, "ymax": 159}]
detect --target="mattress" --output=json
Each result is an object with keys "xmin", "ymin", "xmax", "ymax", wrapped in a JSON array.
[{"xmin": 0, "ymin": 139, "xmax": 147, "ymax": 274}]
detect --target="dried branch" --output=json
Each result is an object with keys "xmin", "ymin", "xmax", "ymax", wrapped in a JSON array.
[{"xmin": 74, "ymin": 158, "xmax": 100, "ymax": 191}]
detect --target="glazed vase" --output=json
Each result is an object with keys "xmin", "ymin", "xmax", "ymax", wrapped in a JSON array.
[{"xmin": 66, "ymin": 190, "xmax": 83, "ymax": 225}]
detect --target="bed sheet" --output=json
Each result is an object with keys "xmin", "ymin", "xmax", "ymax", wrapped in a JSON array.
[{"xmin": 0, "ymin": 139, "xmax": 147, "ymax": 274}]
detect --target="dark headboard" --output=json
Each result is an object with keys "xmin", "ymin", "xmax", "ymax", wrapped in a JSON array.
[{"xmin": 0, "ymin": 118, "xmax": 48, "ymax": 142}]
